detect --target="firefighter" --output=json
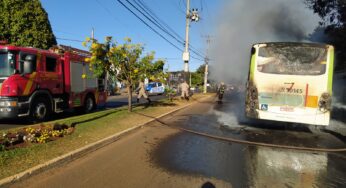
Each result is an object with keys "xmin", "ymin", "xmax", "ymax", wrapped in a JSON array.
[
  {"xmin": 217, "ymin": 82, "xmax": 226, "ymax": 102},
  {"xmin": 136, "ymin": 80, "xmax": 151, "ymax": 104},
  {"xmin": 180, "ymin": 80, "xmax": 190, "ymax": 101}
]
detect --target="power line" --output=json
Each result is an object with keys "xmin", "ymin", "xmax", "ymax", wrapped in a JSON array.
[
  {"xmin": 115, "ymin": 0, "xmax": 183, "ymax": 53},
  {"xmin": 191, "ymin": 55, "xmax": 204, "ymax": 61},
  {"xmin": 125, "ymin": 0, "xmax": 184, "ymax": 46},
  {"xmin": 128, "ymin": 0, "xmax": 205, "ymax": 59},
  {"xmin": 56, "ymin": 37, "xmax": 84, "ymax": 43},
  {"xmin": 115, "ymin": 0, "xmax": 205, "ymax": 63},
  {"xmin": 136, "ymin": 0, "xmax": 184, "ymax": 42},
  {"xmin": 152, "ymin": 0, "xmax": 205, "ymax": 58},
  {"xmin": 141, "ymin": 1, "xmax": 206, "ymax": 59},
  {"xmin": 56, "ymin": 34, "xmax": 204, "ymax": 62},
  {"xmin": 124, "ymin": 0, "xmax": 205, "ymax": 59}
]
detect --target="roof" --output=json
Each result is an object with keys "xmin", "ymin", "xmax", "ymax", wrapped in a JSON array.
[{"xmin": 49, "ymin": 45, "xmax": 91, "ymax": 57}]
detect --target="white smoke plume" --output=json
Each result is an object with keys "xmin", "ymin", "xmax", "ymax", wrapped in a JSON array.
[{"xmin": 210, "ymin": 0, "xmax": 321, "ymax": 84}]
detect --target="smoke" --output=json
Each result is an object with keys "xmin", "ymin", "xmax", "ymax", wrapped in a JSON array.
[
  {"xmin": 210, "ymin": 0, "xmax": 321, "ymax": 84},
  {"xmin": 333, "ymin": 100, "xmax": 346, "ymax": 110}
]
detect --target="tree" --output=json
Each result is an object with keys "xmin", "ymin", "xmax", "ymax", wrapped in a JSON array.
[
  {"xmin": 191, "ymin": 64, "xmax": 206, "ymax": 88},
  {"xmin": 0, "ymin": 0, "xmax": 57, "ymax": 49},
  {"xmin": 84, "ymin": 37, "xmax": 166, "ymax": 112},
  {"xmin": 306, "ymin": 0, "xmax": 346, "ymax": 70}
]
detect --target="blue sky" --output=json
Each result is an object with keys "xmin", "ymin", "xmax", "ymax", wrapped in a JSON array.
[{"xmin": 40, "ymin": 0, "xmax": 223, "ymax": 72}]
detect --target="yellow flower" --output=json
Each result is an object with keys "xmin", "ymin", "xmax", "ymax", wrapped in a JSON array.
[
  {"xmin": 91, "ymin": 43, "xmax": 98, "ymax": 49},
  {"xmin": 85, "ymin": 57, "xmax": 90, "ymax": 62},
  {"xmin": 110, "ymin": 47, "xmax": 117, "ymax": 53},
  {"xmin": 82, "ymin": 74, "xmax": 86, "ymax": 79},
  {"xmin": 82, "ymin": 41, "xmax": 87, "ymax": 47},
  {"xmin": 85, "ymin": 37, "xmax": 91, "ymax": 42},
  {"xmin": 134, "ymin": 69, "xmax": 138, "ymax": 73}
]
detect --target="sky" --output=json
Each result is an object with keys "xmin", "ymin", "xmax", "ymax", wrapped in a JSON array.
[{"xmin": 40, "ymin": 0, "xmax": 223, "ymax": 72}]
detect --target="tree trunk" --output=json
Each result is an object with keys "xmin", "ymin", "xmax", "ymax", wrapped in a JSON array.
[
  {"xmin": 127, "ymin": 85, "xmax": 132, "ymax": 112},
  {"xmin": 168, "ymin": 93, "xmax": 172, "ymax": 102}
]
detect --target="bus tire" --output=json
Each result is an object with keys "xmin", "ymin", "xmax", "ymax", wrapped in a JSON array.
[
  {"xmin": 83, "ymin": 94, "xmax": 95, "ymax": 113},
  {"xmin": 30, "ymin": 97, "xmax": 51, "ymax": 122}
]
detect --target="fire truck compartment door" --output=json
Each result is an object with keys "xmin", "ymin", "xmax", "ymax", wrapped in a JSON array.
[
  {"xmin": 70, "ymin": 62, "xmax": 84, "ymax": 93},
  {"xmin": 70, "ymin": 62, "xmax": 97, "ymax": 93}
]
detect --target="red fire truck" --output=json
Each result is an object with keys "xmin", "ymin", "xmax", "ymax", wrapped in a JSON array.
[{"xmin": 0, "ymin": 43, "xmax": 107, "ymax": 121}]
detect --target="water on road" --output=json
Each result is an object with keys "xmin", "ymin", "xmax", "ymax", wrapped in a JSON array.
[{"xmin": 152, "ymin": 92, "xmax": 346, "ymax": 188}]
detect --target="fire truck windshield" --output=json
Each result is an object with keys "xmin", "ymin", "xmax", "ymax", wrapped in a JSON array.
[{"xmin": 0, "ymin": 52, "xmax": 15, "ymax": 77}]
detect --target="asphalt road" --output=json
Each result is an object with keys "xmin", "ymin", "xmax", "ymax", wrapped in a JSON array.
[
  {"xmin": 8, "ymin": 92, "xmax": 346, "ymax": 188},
  {"xmin": 0, "ymin": 94, "xmax": 166, "ymax": 130}
]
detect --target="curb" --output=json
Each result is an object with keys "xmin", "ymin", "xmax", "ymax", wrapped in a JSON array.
[{"xmin": 0, "ymin": 95, "xmax": 211, "ymax": 187}]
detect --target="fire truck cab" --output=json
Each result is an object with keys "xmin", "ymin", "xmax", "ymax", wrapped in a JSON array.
[{"xmin": 0, "ymin": 44, "xmax": 107, "ymax": 121}]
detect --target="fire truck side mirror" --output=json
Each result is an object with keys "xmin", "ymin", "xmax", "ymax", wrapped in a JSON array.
[
  {"xmin": 23, "ymin": 61, "xmax": 34, "ymax": 74},
  {"xmin": 22, "ymin": 55, "xmax": 36, "ymax": 75}
]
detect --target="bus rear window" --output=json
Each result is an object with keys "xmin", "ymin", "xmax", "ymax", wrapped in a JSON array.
[{"xmin": 257, "ymin": 45, "xmax": 327, "ymax": 75}]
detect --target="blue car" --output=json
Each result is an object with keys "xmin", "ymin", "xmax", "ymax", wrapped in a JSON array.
[{"xmin": 146, "ymin": 82, "xmax": 165, "ymax": 95}]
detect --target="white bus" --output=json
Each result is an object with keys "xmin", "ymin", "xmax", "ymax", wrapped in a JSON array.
[{"xmin": 245, "ymin": 42, "xmax": 334, "ymax": 126}]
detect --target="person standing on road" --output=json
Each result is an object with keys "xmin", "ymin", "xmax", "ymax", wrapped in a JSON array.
[
  {"xmin": 217, "ymin": 81, "xmax": 226, "ymax": 102},
  {"xmin": 180, "ymin": 80, "xmax": 190, "ymax": 101},
  {"xmin": 136, "ymin": 80, "xmax": 151, "ymax": 104}
]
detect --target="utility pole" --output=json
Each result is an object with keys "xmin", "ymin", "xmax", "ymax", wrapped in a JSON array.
[
  {"xmin": 203, "ymin": 35, "xmax": 211, "ymax": 93},
  {"xmin": 91, "ymin": 27, "xmax": 95, "ymax": 40},
  {"xmin": 182, "ymin": 0, "xmax": 199, "ymax": 81},
  {"xmin": 183, "ymin": 0, "xmax": 190, "ymax": 73}
]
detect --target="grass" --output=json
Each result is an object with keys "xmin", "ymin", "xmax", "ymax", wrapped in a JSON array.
[{"xmin": 0, "ymin": 93, "xmax": 212, "ymax": 179}]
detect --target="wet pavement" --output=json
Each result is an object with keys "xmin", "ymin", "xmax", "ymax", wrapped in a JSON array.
[
  {"xmin": 7, "ymin": 92, "xmax": 346, "ymax": 188},
  {"xmin": 151, "ymin": 92, "xmax": 346, "ymax": 187}
]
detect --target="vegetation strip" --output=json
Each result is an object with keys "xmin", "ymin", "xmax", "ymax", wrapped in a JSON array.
[{"xmin": 0, "ymin": 94, "xmax": 212, "ymax": 186}]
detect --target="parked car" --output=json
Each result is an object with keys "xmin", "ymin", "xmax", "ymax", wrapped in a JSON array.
[{"xmin": 146, "ymin": 82, "xmax": 165, "ymax": 95}]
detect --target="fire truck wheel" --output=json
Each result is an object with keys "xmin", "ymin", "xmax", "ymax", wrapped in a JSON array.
[
  {"xmin": 30, "ymin": 97, "xmax": 51, "ymax": 122},
  {"xmin": 84, "ymin": 95, "xmax": 95, "ymax": 113}
]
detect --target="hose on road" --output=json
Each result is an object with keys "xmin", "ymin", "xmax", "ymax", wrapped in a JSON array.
[
  {"xmin": 168, "ymin": 96, "xmax": 346, "ymax": 152},
  {"xmin": 136, "ymin": 96, "xmax": 346, "ymax": 153},
  {"xmin": 156, "ymin": 119, "xmax": 346, "ymax": 152},
  {"xmin": 173, "ymin": 126, "xmax": 346, "ymax": 153}
]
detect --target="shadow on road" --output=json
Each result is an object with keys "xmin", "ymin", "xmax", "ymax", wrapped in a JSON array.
[{"xmin": 70, "ymin": 109, "xmax": 122, "ymax": 127}]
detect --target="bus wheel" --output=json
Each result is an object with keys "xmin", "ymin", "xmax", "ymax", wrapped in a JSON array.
[
  {"xmin": 83, "ymin": 95, "xmax": 95, "ymax": 113},
  {"xmin": 30, "ymin": 97, "xmax": 51, "ymax": 122}
]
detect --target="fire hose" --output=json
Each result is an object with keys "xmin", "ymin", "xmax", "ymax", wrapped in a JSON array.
[{"xmin": 160, "ymin": 122, "xmax": 346, "ymax": 153}]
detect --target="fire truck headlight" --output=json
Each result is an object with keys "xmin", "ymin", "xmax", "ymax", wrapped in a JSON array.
[{"xmin": 0, "ymin": 101, "xmax": 17, "ymax": 107}]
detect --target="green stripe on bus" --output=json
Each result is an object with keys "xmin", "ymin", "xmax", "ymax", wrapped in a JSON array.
[{"xmin": 327, "ymin": 46, "xmax": 334, "ymax": 93}]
